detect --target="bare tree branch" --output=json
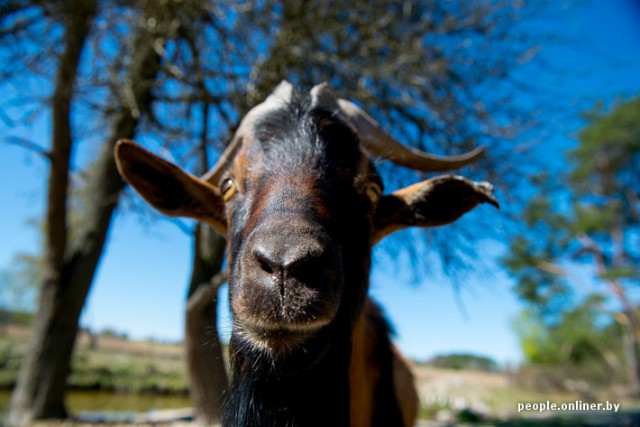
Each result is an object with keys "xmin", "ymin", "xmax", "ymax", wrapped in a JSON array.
[{"xmin": 3, "ymin": 136, "xmax": 51, "ymax": 159}]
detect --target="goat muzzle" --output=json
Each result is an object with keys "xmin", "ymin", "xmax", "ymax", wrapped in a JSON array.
[{"xmin": 231, "ymin": 218, "xmax": 342, "ymax": 353}]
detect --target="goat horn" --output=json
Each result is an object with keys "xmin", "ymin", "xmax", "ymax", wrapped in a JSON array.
[
  {"xmin": 202, "ymin": 81, "xmax": 294, "ymax": 184},
  {"xmin": 337, "ymin": 98, "xmax": 485, "ymax": 172},
  {"xmin": 310, "ymin": 82, "xmax": 340, "ymax": 112}
]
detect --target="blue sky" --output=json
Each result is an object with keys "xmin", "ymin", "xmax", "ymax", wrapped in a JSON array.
[{"xmin": 1, "ymin": 0, "xmax": 640, "ymax": 366}]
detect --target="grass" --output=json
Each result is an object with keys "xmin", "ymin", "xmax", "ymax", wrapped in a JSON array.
[
  {"xmin": 0, "ymin": 326, "xmax": 189, "ymax": 394},
  {"xmin": 0, "ymin": 334, "xmax": 26, "ymax": 388},
  {"xmin": 4, "ymin": 324, "xmax": 640, "ymax": 426},
  {"xmin": 69, "ymin": 348, "xmax": 187, "ymax": 393},
  {"xmin": 414, "ymin": 365, "xmax": 640, "ymax": 426}
]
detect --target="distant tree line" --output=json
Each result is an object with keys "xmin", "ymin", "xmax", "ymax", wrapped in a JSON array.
[{"xmin": 424, "ymin": 353, "xmax": 499, "ymax": 372}]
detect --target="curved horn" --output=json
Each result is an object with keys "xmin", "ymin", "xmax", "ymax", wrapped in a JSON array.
[
  {"xmin": 336, "ymin": 98, "xmax": 485, "ymax": 172},
  {"xmin": 310, "ymin": 82, "xmax": 340, "ymax": 112},
  {"xmin": 201, "ymin": 130, "xmax": 243, "ymax": 185},
  {"xmin": 202, "ymin": 81, "xmax": 294, "ymax": 184}
]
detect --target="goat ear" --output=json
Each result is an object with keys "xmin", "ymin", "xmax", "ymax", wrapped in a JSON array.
[
  {"xmin": 373, "ymin": 175, "xmax": 498, "ymax": 244},
  {"xmin": 114, "ymin": 139, "xmax": 227, "ymax": 235}
]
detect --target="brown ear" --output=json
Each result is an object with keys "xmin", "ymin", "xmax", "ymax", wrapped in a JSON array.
[
  {"xmin": 373, "ymin": 175, "xmax": 499, "ymax": 244},
  {"xmin": 114, "ymin": 139, "xmax": 227, "ymax": 235}
]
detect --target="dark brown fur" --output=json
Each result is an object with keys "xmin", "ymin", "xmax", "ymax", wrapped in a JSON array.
[{"xmin": 350, "ymin": 299, "xmax": 418, "ymax": 427}]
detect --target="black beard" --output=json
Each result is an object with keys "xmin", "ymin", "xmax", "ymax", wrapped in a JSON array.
[{"xmin": 223, "ymin": 324, "xmax": 352, "ymax": 427}]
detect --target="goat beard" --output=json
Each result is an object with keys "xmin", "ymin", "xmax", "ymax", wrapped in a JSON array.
[{"xmin": 223, "ymin": 322, "xmax": 352, "ymax": 427}]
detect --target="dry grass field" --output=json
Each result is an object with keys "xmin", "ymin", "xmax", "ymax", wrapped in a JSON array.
[{"xmin": 3, "ymin": 324, "xmax": 640, "ymax": 426}]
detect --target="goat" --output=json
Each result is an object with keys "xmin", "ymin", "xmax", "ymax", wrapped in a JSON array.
[{"xmin": 114, "ymin": 81, "xmax": 498, "ymax": 427}]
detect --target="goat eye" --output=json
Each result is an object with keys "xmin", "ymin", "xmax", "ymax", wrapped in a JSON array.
[
  {"xmin": 365, "ymin": 182, "xmax": 382, "ymax": 203},
  {"xmin": 220, "ymin": 178, "xmax": 237, "ymax": 201}
]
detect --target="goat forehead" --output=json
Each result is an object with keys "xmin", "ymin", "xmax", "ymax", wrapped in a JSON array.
[
  {"xmin": 248, "ymin": 105, "xmax": 363, "ymax": 172},
  {"xmin": 258, "ymin": 172, "xmax": 331, "ymax": 220}
]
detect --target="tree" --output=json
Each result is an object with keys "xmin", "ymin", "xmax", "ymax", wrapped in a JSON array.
[
  {"xmin": 512, "ymin": 295, "xmax": 625, "ymax": 384},
  {"xmin": 426, "ymin": 353, "xmax": 498, "ymax": 372},
  {"xmin": 184, "ymin": 105, "xmax": 229, "ymax": 426},
  {"xmin": 1, "ymin": 1, "xmax": 264, "ymax": 422},
  {"xmin": 503, "ymin": 96, "xmax": 640, "ymax": 394},
  {"xmin": 0, "ymin": 253, "xmax": 41, "ymax": 316},
  {"xmin": 185, "ymin": 226, "xmax": 228, "ymax": 426},
  {"xmin": 5, "ymin": 1, "xmax": 100, "ymax": 423},
  {"xmin": 2, "ymin": 0, "xmax": 266, "ymax": 423},
  {"xmin": 4, "ymin": 1, "xmax": 166, "ymax": 423}
]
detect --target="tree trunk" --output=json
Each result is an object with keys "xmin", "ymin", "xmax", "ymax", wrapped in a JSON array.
[
  {"xmin": 8, "ymin": 1, "xmax": 97, "ymax": 424},
  {"xmin": 621, "ymin": 308, "xmax": 640, "ymax": 396},
  {"xmin": 7, "ymin": 17, "xmax": 162, "ymax": 426},
  {"xmin": 609, "ymin": 278, "xmax": 640, "ymax": 395},
  {"xmin": 185, "ymin": 224, "xmax": 229, "ymax": 426}
]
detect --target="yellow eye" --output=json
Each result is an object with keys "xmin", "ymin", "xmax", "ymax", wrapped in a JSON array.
[
  {"xmin": 220, "ymin": 178, "xmax": 237, "ymax": 201},
  {"xmin": 365, "ymin": 182, "xmax": 382, "ymax": 203}
]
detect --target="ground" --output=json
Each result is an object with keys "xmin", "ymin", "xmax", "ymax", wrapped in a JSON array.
[{"xmin": 2, "ymin": 324, "xmax": 639, "ymax": 426}]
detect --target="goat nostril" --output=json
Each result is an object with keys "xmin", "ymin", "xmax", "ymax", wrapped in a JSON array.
[
  {"xmin": 259, "ymin": 259, "xmax": 274, "ymax": 274},
  {"xmin": 251, "ymin": 243, "xmax": 327, "ymax": 280},
  {"xmin": 287, "ymin": 258, "xmax": 318, "ymax": 282},
  {"xmin": 252, "ymin": 247, "xmax": 277, "ymax": 275}
]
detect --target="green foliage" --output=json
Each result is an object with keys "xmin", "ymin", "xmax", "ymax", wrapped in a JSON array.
[
  {"xmin": 512, "ymin": 311, "xmax": 557, "ymax": 364},
  {"xmin": 512, "ymin": 295, "xmax": 624, "ymax": 384},
  {"xmin": 572, "ymin": 204, "xmax": 618, "ymax": 235},
  {"xmin": 502, "ymin": 235, "xmax": 571, "ymax": 316},
  {"xmin": 0, "ymin": 253, "xmax": 41, "ymax": 313},
  {"xmin": 505, "ymin": 96, "xmax": 640, "ymax": 300},
  {"xmin": 98, "ymin": 328, "xmax": 130, "ymax": 340},
  {"xmin": 0, "ymin": 338, "xmax": 24, "ymax": 388},
  {"xmin": 427, "ymin": 353, "xmax": 499, "ymax": 371},
  {"xmin": 504, "ymin": 96, "xmax": 640, "ymax": 384},
  {"xmin": 0, "ymin": 309, "xmax": 33, "ymax": 327},
  {"xmin": 571, "ymin": 97, "xmax": 640, "ymax": 195}
]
